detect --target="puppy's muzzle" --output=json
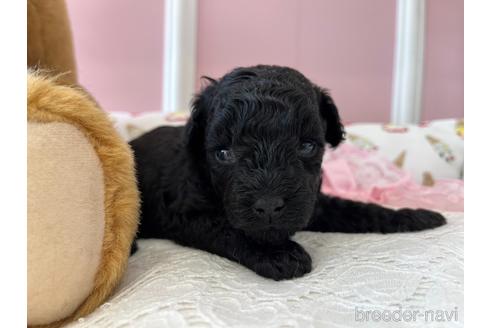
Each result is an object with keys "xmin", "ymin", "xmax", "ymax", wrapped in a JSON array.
[{"xmin": 253, "ymin": 196, "xmax": 285, "ymax": 222}]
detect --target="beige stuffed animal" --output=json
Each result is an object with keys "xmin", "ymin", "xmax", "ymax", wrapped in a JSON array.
[{"xmin": 27, "ymin": 1, "xmax": 140, "ymax": 326}]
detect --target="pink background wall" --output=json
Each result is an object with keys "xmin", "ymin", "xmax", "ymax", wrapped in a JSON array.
[
  {"xmin": 67, "ymin": 0, "xmax": 463, "ymax": 122},
  {"xmin": 66, "ymin": 0, "xmax": 164, "ymax": 113},
  {"xmin": 197, "ymin": 0, "xmax": 396, "ymax": 123},
  {"xmin": 421, "ymin": 0, "xmax": 464, "ymax": 121}
]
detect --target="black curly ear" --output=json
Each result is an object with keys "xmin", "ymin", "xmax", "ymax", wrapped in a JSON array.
[
  {"xmin": 315, "ymin": 87, "xmax": 345, "ymax": 147},
  {"xmin": 184, "ymin": 77, "xmax": 217, "ymax": 156}
]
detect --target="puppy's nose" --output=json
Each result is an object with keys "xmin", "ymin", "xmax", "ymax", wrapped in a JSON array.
[{"xmin": 253, "ymin": 197, "xmax": 285, "ymax": 219}]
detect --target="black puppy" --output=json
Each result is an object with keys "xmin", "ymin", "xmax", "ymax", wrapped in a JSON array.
[{"xmin": 130, "ymin": 65, "xmax": 446, "ymax": 280}]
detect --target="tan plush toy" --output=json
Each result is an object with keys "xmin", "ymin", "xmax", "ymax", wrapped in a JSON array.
[
  {"xmin": 27, "ymin": 0, "xmax": 77, "ymax": 85},
  {"xmin": 27, "ymin": 1, "xmax": 140, "ymax": 327}
]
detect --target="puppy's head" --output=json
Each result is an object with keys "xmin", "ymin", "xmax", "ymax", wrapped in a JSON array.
[{"xmin": 185, "ymin": 65, "xmax": 344, "ymax": 241}]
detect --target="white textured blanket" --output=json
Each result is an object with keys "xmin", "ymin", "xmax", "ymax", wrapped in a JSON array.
[{"xmin": 69, "ymin": 212, "xmax": 463, "ymax": 328}]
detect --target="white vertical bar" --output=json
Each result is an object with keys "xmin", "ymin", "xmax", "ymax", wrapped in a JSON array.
[
  {"xmin": 163, "ymin": 0, "xmax": 197, "ymax": 114},
  {"xmin": 391, "ymin": 0, "xmax": 426, "ymax": 124}
]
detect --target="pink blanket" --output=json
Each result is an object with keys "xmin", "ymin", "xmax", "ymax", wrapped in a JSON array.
[{"xmin": 321, "ymin": 143, "xmax": 464, "ymax": 212}]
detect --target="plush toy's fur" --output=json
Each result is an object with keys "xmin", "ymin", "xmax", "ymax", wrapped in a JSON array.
[
  {"xmin": 131, "ymin": 65, "xmax": 446, "ymax": 281},
  {"xmin": 28, "ymin": 72, "xmax": 140, "ymax": 327},
  {"xmin": 27, "ymin": 0, "xmax": 77, "ymax": 85}
]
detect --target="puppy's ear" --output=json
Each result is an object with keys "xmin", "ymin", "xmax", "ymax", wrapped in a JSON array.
[
  {"xmin": 315, "ymin": 87, "xmax": 345, "ymax": 147},
  {"xmin": 184, "ymin": 77, "xmax": 217, "ymax": 156}
]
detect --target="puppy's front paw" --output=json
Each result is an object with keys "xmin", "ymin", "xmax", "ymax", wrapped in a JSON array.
[
  {"xmin": 392, "ymin": 208, "xmax": 447, "ymax": 232},
  {"xmin": 251, "ymin": 241, "xmax": 312, "ymax": 281}
]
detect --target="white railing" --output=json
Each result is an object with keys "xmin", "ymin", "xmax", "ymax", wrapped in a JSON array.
[
  {"xmin": 162, "ymin": 0, "xmax": 197, "ymax": 114},
  {"xmin": 391, "ymin": 0, "xmax": 426, "ymax": 124}
]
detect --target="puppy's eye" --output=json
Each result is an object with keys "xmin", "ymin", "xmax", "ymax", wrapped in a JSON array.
[
  {"xmin": 215, "ymin": 149, "xmax": 236, "ymax": 164},
  {"xmin": 298, "ymin": 141, "xmax": 317, "ymax": 157}
]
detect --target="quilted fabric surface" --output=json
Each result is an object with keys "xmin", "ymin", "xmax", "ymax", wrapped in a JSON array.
[{"xmin": 68, "ymin": 212, "xmax": 463, "ymax": 328}]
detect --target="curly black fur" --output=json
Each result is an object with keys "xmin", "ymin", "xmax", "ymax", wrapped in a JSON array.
[{"xmin": 130, "ymin": 65, "xmax": 446, "ymax": 280}]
